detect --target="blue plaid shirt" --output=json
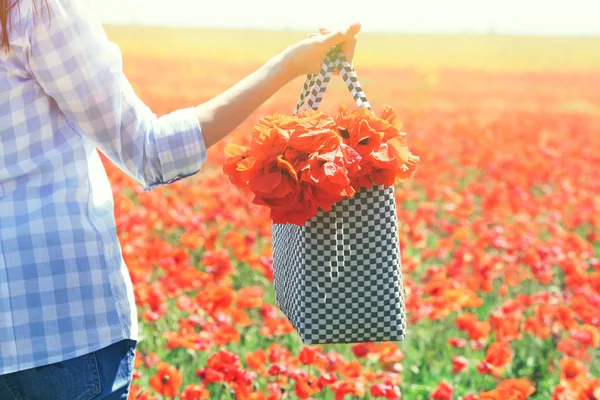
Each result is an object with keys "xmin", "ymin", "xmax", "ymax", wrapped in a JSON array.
[{"xmin": 0, "ymin": 0, "xmax": 206, "ymax": 374}]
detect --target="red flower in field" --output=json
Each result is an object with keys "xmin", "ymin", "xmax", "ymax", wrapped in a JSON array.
[
  {"xmin": 268, "ymin": 363, "xmax": 287, "ymax": 376},
  {"xmin": 196, "ymin": 284, "xmax": 236, "ymax": 315},
  {"xmin": 552, "ymin": 383, "xmax": 578, "ymax": 400},
  {"xmin": 201, "ymin": 250, "xmax": 234, "ymax": 282},
  {"xmin": 260, "ymin": 317, "xmax": 295, "ymax": 337},
  {"xmin": 236, "ymin": 286, "xmax": 264, "ymax": 309},
  {"xmin": 337, "ymin": 360, "xmax": 364, "ymax": 379},
  {"xmin": 259, "ymin": 304, "xmax": 279, "ymax": 319},
  {"xmin": 455, "ymin": 313, "xmax": 491, "ymax": 341},
  {"xmin": 140, "ymin": 286, "xmax": 168, "ymax": 322},
  {"xmin": 430, "ymin": 381, "xmax": 453, "ymax": 400},
  {"xmin": 352, "ymin": 342, "xmax": 374, "ymax": 358},
  {"xmin": 452, "ymin": 356, "xmax": 469, "ymax": 374},
  {"xmin": 180, "ymin": 384, "xmax": 210, "ymax": 400},
  {"xmin": 371, "ymin": 380, "xmax": 402, "ymax": 399},
  {"xmin": 149, "ymin": 362, "xmax": 183, "ymax": 398},
  {"xmin": 489, "ymin": 310, "xmax": 522, "ymax": 342},
  {"xmin": 294, "ymin": 374, "xmax": 322, "ymax": 399},
  {"xmin": 266, "ymin": 343, "xmax": 294, "ymax": 364},
  {"xmin": 580, "ymin": 379, "xmax": 600, "ymax": 400},
  {"xmin": 267, "ymin": 383, "xmax": 283, "ymax": 400},
  {"xmin": 556, "ymin": 337, "xmax": 586, "ymax": 359},
  {"xmin": 214, "ymin": 322, "xmax": 241, "ymax": 345},
  {"xmin": 448, "ymin": 337, "xmax": 468, "ymax": 348},
  {"xmin": 223, "ymin": 231, "xmax": 258, "ymax": 261},
  {"xmin": 371, "ymin": 343, "xmax": 405, "ymax": 365},
  {"xmin": 461, "ymin": 394, "xmax": 479, "ymax": 400},
  {"xmin": 246, "ymin": 350, "xmax": 267, "ymax": 376},
  {"xmin": 128, "ymin": 385, "xmax": 157, "ymax": 400},
  {"xmin": 232, "ymin": 381, "xmax": 269, "ymax": 400},
  {"xmin": 319, "ymin": 372, "xmax": 337, "ymax": 387},
  {"xmin": 196, "ymin": 367, "xmax": 224, "ymax": 384},
  {"xmin": 298, "ymin": 346, "xmax": 329, "ymax": 371},
  {"xmin": 207, "ymin": 350, "xmax": 243, "ymax": 381},
  {"xmin": 478, "ymin": 341, "xmax": 513, "ymax": 377},
  {"xmin": 331, "ymin": 379, "xmax": 366, "ymax": 400},
  {"xmin": 229, "ymin": 308, "xmax": 253, "ymax": 327},
  {"xmin": 570, "ymin": 324, "xmax": 600, "ymax": 347},
  {"xmin": 479, "ymin": 379, "xmax": 536, "ymax": 400},
  {"xmin": 523, "ymin": 316, "xmax": 552, "ymax": 339},
  {"xmin": 559, "ymin": 357, "xmax": 588, "ymax": 386}
]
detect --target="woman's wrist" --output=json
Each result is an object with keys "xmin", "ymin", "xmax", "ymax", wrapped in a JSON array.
[{"xmin": 269, "ymin": 47, "xmax": 300, "ymax": 84}]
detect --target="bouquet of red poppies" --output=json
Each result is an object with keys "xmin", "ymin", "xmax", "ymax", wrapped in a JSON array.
[{"xmin": 224, "ymin": 105, "xmax": 419, "ymax": 225}]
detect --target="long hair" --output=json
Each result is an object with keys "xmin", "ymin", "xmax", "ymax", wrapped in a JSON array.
[
  {"xmin": 0, "ymin": 0, "xmax": 14, "ymax": 52},
  {"xmin": 1, "ymin": 0, "xmax": 50, "ymax": 52}
]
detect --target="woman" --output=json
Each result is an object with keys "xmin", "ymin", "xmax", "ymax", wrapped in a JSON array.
[{"xmin": 0, "ymin": 0, "xmax": 360, "ymax": 398}]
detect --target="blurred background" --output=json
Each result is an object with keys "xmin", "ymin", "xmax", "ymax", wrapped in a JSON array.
[
  {"xmin": 97, "ymin": 0, "xmax": 599, "ymax": 36},
  {"xmin": 95, "ymin": 1, "xmax": 600, "ymax": 398}
]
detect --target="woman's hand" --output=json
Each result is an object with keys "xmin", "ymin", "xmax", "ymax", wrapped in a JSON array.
[
  {"xmin": 194, "ymin": 23, "xmax": 361, "ymax": 149},
  {"xmin": 281, "ymin": 23, "xmax": 361, "ymax": 80}
]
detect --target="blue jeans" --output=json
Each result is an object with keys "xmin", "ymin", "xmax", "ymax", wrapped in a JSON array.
[{"xmin": 0, "ymin": 339, "xmax": 137, "ymax": 400}]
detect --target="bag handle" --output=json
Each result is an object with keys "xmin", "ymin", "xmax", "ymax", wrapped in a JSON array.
[{"xmin": 293, "ymin": 46, "xmax": 372, "ymax": 114}]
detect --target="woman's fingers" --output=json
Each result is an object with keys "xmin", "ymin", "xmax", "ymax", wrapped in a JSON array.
[
  {"xmin": 317, "ymin": 25, "xmax": 360, "ymax": 73},
  {"xmin": 320, "ymin": 23, "xmax": 361, "ymax": 47}
]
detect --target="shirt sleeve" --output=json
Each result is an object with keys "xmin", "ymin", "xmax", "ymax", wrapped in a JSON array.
[{"xmin": 26, "ymin": 0, "xmax": 207, "ymax": 191}]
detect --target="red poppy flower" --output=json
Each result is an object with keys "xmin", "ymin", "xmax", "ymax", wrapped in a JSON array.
[{"xmin": 149, "ymin": 362, "xmax": 183, "ymax": 398}]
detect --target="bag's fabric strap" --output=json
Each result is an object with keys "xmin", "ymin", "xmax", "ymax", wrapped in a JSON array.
[
  {"xmin": 293, "ymin": 55, "xmax": 335, "ymax": 114},
  {"xmin": 293, "ymin": 46, "xmax": 372, "ymax": 114},
  {"xmin": 294, "ymin": 74, "xmax": 318, "ymax": 115}
]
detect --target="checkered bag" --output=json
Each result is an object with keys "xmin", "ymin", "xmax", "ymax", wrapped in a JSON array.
[{"xmin": 272, "ymin": 47, "xmax": 407, "ymax": 344}]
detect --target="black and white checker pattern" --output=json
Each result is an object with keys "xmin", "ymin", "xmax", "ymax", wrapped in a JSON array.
[
  {"xmin": 334, "ymin": 53, "xmax": 372, "ymax": 111},
  {"xmin": 294, "ymin": 55, "xmax": 336, "ymax": 115},
  {"xmin": 272, "ymin": 185, "xmax": 407, "ymax": 344},
  {"xmin": 293, "ymin": 47, "xmax": 372, "ymax": 114},
  {"xmin": 294, "ymin": 74, "xmax": 318, "ymax": 115}
]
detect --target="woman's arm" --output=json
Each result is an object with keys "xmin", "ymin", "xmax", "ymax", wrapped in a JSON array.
[
  {"xmin": 27, "ymin": 0, "xmax": 359, "ymax": 190},
  {"xmin": 195, "ymin": 26, "xmax": 361, "ymax": 148}
]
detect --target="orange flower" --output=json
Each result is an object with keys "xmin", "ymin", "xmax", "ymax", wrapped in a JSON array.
[
  {"xmin": 288, "ymin": 117, "xmax": 340, "ymax": 153},
  {"xmin": 430, "ymin": 381, "xmax": 453, "ymax": 400},
  {"xmin": 128, "ymin": 385, "xmax": 157, "ymax": 400},
  {"xmin": 570, "ymin": 324, "xmax": 600, "ymax": 347},
  {"xmin": 223, "ymin": 144, "xmax": 256, "ymax": 188},
  {"xmin": 149, "ymin": 362, "xmax": 183, "ymax": 398},
  {"xmin": 180, "ymin": 384, "xmax": 211, "ymax": 400},
  {"xmin": 230, "ymin": 308, "xmax": 253, "ymax": 327},
  {"xmin": 477, "ymin": 341, "xmax": 513, "ymax": 377},
  {"xmin": 370, "ymin": 380, "xmax": 402, "ymax": 399},
  {"xmin": 479, "ymin": 379, "xmax": 536, "ymax": 400},
  {"xmin": 337, "ymin": 360, "xmax": 364, "ymax": 379},
  {"xmin": 294, "ymin": 375, "xmax": 322, "ymax": 399},
  {"xmin": 580, "ymin": 379, "xmax": 600, "ymax": 400},
  {"xmin": 246, "ymin": 349, "xmax": 267, "ymax": 376},
  {"xmin": 331, "ymin": 379, "xmax": 366, "ymax": 400},
  {"xmin": 455, "ymin": 313, "xmax": 491, "ymax": 341},
  {"xmin": 236, "ymin": 286, "xmax": 264, "ymax": 309},
  {"xmin": 559, "ymin": 357, "xmax": 588, "ymax": 386}
]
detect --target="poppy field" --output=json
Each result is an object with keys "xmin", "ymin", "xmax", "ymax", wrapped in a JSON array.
[{"xmin": 104, "ymin": 27, "xmax": 600, "ymax": 399}]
